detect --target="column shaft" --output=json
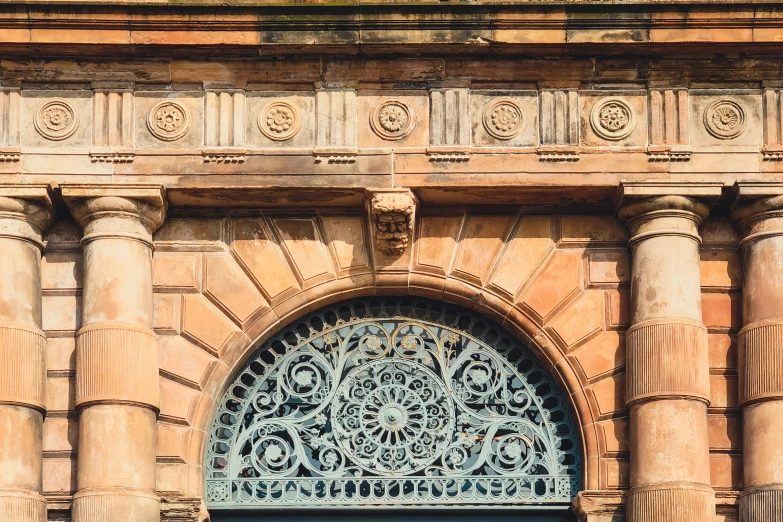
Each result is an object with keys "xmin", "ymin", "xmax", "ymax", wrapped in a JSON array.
[
  {"xmin": 617, "ymin": 187, "xmax": 718, "ymax": 522},
  {"xmin": 64, "ymin": 187, "xmax": 165, "ymax": 522},
  {"xmin": 0, "ymin": 187, "xmax": 54, "ymax": 522},
  {"xmin": 732, "ymin": 187, "xmax": 783, "ymax": 521}
]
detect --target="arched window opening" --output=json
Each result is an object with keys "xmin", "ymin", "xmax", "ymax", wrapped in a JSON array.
[{"xmin": 206, "ymin": 298, "xmax": 582, "ymax": 510}]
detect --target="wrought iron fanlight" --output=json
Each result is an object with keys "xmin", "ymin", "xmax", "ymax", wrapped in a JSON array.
[{"xmin": 206, "ymin": 298, "xmax": 581, "ymax": 508}]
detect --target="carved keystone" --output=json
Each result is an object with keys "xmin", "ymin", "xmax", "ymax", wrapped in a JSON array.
[{"xmin": 365, "ymin": 188, "xmax": 417, "ymax": 257}]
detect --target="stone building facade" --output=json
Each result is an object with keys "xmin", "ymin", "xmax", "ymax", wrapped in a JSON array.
[{"xmin": 1, "ymin": 3, "xmax": 783, "ymax": 522}]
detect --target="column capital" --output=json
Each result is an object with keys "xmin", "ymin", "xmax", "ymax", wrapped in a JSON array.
[
  {"xmin": 730, "ymin": 181, "xmax": 783, "ymax": 246},
  {"xmin": 0, "ymin": 184, "xmax": 55, "ymax": 248},
  {"xmin": 61, "ymin": 184, "xmax": 166, "ymax": 247},
  {"xmin": 615, "ymin": 182, "xmax": 722, "ymax": 246},
  {"xmin": 615, "ymin": 181, "xmax": 723, "ymax": 225}
]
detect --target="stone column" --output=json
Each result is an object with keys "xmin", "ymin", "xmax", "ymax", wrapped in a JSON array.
[
  {"xmin": 62, "ymin": 185, "xmax": 165, "ymax": 522},
  {"xmin": 0, "ymin": 185, "xmax": 54, "ymax": 522},
  {"xmin": 616, "ymin": 182, "xmax": 721, "ymax": 522},
  {"xmin": 731, "ymin": 182, "xmax": 783, "ymax": 521}
]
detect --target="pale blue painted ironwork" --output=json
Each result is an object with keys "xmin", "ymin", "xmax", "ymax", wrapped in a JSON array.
[{"xmin": 205, "ymin": 298, "xmax": 582, "ymax": 509}]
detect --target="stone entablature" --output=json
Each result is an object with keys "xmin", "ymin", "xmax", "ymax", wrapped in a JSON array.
[
  {"xmin": 2, "ymin": 3, "xmax": 783, "ymax": 522},
  {"xmin": 1, "ymin": 85, "xmax": 782, "ymax": 167}
]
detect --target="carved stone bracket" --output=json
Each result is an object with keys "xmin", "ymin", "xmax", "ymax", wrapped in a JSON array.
[{"xmin": 365, "ymin": 188, "xmax": 417, "ymax": 257}]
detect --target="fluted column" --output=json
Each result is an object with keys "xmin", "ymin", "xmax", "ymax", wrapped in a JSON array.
[
  {"xmin": 731, "ymin": 182, "xmax": 783, "ymax": 521},
  {"xmin": 0, "ymin": 185, "xmax": 54, "ymax": 522},
  {"xmin": 616, "ymin": 182, "xmax": 721, "ymax": 522},
  {"xmin": 62, "ymin": 185, "xmax": 165, "ymax": 522}
]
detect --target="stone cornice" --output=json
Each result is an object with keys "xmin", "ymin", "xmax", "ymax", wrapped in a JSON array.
[{"xmin": 1, "ymin": 4, "xmax": 783, "ymax": 53}]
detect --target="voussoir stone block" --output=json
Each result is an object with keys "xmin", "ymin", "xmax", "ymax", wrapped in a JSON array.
[
  {"xmin": 271, "ymin": 218, "xmax": 336, "ymax": 286},
  {"xmin": 321, "ymin": 216, "xmax": 371, "ymax": 274},
  {"xmin": 231, "ymin": 219, "xmax": 300, "ymax": 304},
  {"xmin": 569, "ymin": 331, "xmax": 625, "ymax": 381},
  {"xmin": 181, "ymin": 294, "xmax": 239, "ymax": 355},
  {"xmin": 412, "ymin": 215, "xmax": 462, "ymax": 276},
  {"xmin": 159, "ymin": 335, "xmax": 216, "ymax": 389},
  {"xmin": 450, "ymin": 215, "xmax": 514, "ymax": 286},
  {"xmin": 203, "ymin": 253, "xmax": 267, "ymax": 327},
  {"xmin": 488, "ymin": 215, "xmax": 554, "ymax": 297},
  {"xmin": 548, "ymin": 290, "xmax": 605, "ymax": 350},
  {"xmin": 518, "ymin": 250, "xmax": 582, "ymax": 323}
]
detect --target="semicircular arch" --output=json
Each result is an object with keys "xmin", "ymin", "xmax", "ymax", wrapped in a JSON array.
[{"xmin": 198, "ymin": 294, "xmax": 595, "ymax": 511}]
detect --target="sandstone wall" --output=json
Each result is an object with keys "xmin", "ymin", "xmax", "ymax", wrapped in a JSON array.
[{"xmin": 35, "ymin": 210, "xmax": 741, "ymax": 520}]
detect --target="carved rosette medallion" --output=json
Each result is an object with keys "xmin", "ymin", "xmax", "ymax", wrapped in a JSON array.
[
  {"xmin": 371, "ymin": 99, "xmax": 416, "ymax": 140},
  {"xmin": 483, "ymin": 98, "xmax": 524, "ymax": 140},
  {"xmin": 34, "ymin": 98, "xmax": 79, "ymax": 141},
  {"xmin": 704, "ymin": 99, "xmax": 746, "ymax": 139},
  {"xmin": 590, "ymin": 97, "xmax": 636, "ymax": 140},
  {"xmin": 147, "ymin": 100, "xmax": 191, "ymax": 142},
  {"xmin": 259, "ymin": 101, "xmax": 301, "ymax": 141}
]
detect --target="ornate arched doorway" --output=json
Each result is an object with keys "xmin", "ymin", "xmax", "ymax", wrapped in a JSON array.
[{"xmin": 205, "ymin": 298, "xmax": 582, "ymax": 520}]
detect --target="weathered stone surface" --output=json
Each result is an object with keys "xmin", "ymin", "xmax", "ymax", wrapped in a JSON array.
[{"xmin": 5, "ymin": 4, "xmax": 783, "ymax": 520}]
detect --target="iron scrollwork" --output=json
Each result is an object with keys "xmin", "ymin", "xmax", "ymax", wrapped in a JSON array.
[{"xmin": 206, "ymin": 298, "xmax": 581, "ymax": 508}]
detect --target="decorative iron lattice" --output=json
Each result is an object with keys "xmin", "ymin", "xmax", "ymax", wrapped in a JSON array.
[{"xmin": 206, "ymin": 298, "xmax": 582, "ymax": 508}]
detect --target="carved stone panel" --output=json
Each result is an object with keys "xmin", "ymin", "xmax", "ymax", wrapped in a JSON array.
[
  {"xmin": 429, "ymin": 88, "xmax": 471, "ymax": 148},
  {"xmin": 539, "ymin": 89, "xmax": 579, "ymax": 146},
  {"xmin": 135, "ymin": 92, "xmax": 204, "ymax": 150},
  {"xmin": 0, "ymin": 89, "xmax": 21, "ymax": 161},
  {"xmin": 21, "ymin": 90, "xmax": 92, "ymax": 148},
  {"xmin": 690, "ymin": 91, "xmax": 762, "ymax": 147},
  {"xmin": 246, "ymin": 92, "xmax": 315, "ymax": 149},
  {"xmin": 763, "ymin": 88, "xmax": 783, "ymax": 160},
  {"xmin": 471, "ymin": 91, "xmax": 538, "ymax": 147},
  {"xmin": 315, "ymin": 88, "xmax": 357, "ymax": 151},
  {"xmin": 581, "ymin": 92, "xmax": 647, "ymax": 147},
  {"xmin": 358, "ymin": 92, "xmax": 428, "ymax": 148},
  {"xmin": 91, "ymin": 89, "xmax": 135, "ymax": 163},
  {"xmin": 204, "ymin": 90, "xmax": 245, "ymax": 148}
]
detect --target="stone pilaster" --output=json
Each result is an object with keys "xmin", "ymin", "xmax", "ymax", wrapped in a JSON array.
[
  {"xmin": 0, "ymin": 185, "xmax": 54, "ymax": 522},
  {"xmin": 731, "ymin": 182, "xmax": 783, "ymax": 522},
  {"xmin": 616, "ymin": 181, "xmax": 722, "ymax": 522},
  {"xmin": 62, "ymin": 184, "xmax": 166, "ymax": 522}
]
